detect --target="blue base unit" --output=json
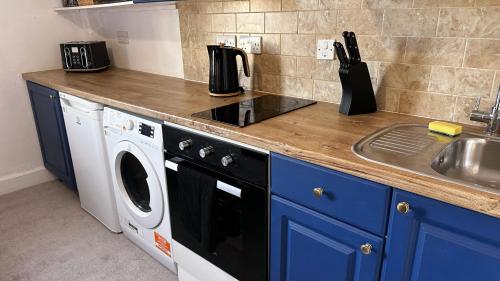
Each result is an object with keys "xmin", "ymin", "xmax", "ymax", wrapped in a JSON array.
[
  {"xmin": 271, "ymin": 195, "xmax": 384, "ymax": 281},
  {"xmin": 27, "ymin": 81, "xmax": 77, "ymax": 191},
  {"xmin": 381, "ymin": 190, "xmax": 500, "ymax": 281},
  {"xmin": 271, "ymin": 153, "xmax": 392, "ymax": 236}
]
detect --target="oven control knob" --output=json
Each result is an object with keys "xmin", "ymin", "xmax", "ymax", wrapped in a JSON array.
[
  {"xmin": 123, "ymin": 120, "xmax": 134, "ymax": 131},
  {"xmin": 221, "ymin": 155, "xmax": 234, "ymax": 167},
  {"xmin": 199, "ymin": 146, "xmax": 214, "ymax": 158},
  {"xmin": 179, "ymin": 139, "xmax": 193, "ymax": 151}
]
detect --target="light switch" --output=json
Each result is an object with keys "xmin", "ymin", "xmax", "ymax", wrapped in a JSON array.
[
  {"xmin": 238, "ymin": 36, "xmax": 262, "ymax": 54},
  {"xmin": 216, "ymin": 35, "xmax": 237, "ymax": 47},
  {"xmin": 316, "ymin": 40, "xmax": 335, "ymax": 60}
]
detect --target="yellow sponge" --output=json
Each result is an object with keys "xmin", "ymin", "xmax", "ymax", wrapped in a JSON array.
[{"xmin": 428, "ymin": 121, "xmax": 462, "ymax": 137}]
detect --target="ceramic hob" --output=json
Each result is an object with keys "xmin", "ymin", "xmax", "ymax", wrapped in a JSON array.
[{"xmin": 192, "ymin": 95, "xmax": 317, "ymax": 127}]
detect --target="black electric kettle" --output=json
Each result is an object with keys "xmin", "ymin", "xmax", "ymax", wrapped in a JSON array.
[{"xmin": 207, "ymin": 44, "xmax": 250, "ymax": 97}]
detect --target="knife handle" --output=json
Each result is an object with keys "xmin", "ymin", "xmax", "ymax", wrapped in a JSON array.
[
  {"xmin": 348, "ymin": 32, "xmax": 362, "ymax": 63},
  {"xmin": 334, "ymin": 42, "xmax": 350, "ymax": 69},
  {"xmin": 342, "ymin": 31, "xmax": 353, "ymax": 61}
]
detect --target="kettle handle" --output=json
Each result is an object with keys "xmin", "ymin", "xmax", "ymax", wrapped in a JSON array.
[{"xmin": 234, "ymin": 48, "xmax": 250, "ymax": 77}]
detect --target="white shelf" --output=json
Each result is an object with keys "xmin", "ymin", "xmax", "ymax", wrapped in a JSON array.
[{"xmin": 54, "ymin": 1, "xmax": 176, "ymax": 11}]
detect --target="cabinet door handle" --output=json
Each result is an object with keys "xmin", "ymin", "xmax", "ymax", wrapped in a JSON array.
[
  {"xmin": 397, "ymin": 202, "xmax": 411, "ymax": 214},
  {"xmin": 312, "ymin": 187, "xmax": 324, "ymax": 198},
  {"xmin": 360, "ymin": 243, "xmax": 373, "ymax": 255},
  {"xmin": 49, "ymin": 95, "xmax": 55, "ymax": 100}
]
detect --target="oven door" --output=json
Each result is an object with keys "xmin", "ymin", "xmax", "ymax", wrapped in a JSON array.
[{"xmin": 165, "ymin": 155, "xmax": 267, "ymax": 281}]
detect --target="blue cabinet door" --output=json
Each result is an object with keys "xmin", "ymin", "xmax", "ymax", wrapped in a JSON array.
[
  {"xmin": 381, "ymin": 190, "xmax": 500, "ymax": 281},
  {"xmin": 271, "ymin": 195, "xmax": 384, "ymax": 281},
  {"xmin": 27, "ymin": 81, "xmax": 76, "ymax": 191}
]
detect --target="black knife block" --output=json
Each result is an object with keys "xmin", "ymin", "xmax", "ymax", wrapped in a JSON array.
[{"xmin": 338, "ymin": 62, "xmax": 377, "ymax": 115}]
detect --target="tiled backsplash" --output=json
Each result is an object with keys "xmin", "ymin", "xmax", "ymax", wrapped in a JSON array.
[{"xmin": 178, "ymin": 0, "xmax": 500, "ymax": 124}]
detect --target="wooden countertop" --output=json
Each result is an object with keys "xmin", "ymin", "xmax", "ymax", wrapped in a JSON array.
[{"xmin": 23, "ymin": 68, "xmax": 500, "ymax": 219}]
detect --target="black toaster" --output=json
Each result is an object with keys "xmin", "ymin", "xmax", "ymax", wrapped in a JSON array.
[{"xmin": 60, "ymin": 41, "xmax": 110, "ymax": 72}]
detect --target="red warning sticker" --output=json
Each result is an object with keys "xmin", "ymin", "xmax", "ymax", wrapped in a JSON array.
[{"xmin": 154, "ymin": 231, "xmax": 171, "ymax": 257}]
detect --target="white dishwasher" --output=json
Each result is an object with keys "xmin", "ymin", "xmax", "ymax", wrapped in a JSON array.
[{"xmin": 60, "ymin": 92, "xmax": 121, "ymax": 233}]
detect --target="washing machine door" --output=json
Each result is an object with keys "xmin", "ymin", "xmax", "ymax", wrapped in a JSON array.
[{"xmin": 111, "ymin": 141, "xmax": 164, "ymax": 229}]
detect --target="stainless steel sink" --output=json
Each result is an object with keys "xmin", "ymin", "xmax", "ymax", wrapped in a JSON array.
[
  {"xmin": 431, "ymin": 138, "xmax": 500, "ymax": 189},
  {"xmin": 353, "ymin": 124, "xmax": 500, "ymax": 194}
]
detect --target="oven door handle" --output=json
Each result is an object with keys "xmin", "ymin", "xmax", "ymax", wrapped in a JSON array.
[{"xmin": 165, "ymin": 160, "xmax": 242, "ymax": 198}]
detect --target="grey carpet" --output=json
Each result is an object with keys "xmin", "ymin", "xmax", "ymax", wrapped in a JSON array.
[{"xmin": 0, "ymin": 181, "xmax": 178, "ymax": 281}]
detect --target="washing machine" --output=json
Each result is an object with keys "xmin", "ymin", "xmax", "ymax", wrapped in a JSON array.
[{"xmin": 103, "ymin": 107, "xmax": 176, "ymax": 273}]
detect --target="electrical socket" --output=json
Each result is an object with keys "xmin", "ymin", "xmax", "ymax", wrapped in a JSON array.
[
  {"xmin": 316, "ymin": 39, "xmax": 335, "ymax": 60},
  {"xmin": 216, "ymin": 35, "xmax": 236, "ymax": 47},
  {"xmin": 238, "ymin": 36, "xmax": 262, "ymax": 54}
]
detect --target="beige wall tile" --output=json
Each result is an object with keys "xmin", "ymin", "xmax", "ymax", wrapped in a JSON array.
[
  {"xmin": 281, "ymin": 34, "xmax": 316, "ymax": 56},
  {"xmin": 363, "ymin": 0, "xmax": 413, "ymax": 8},
  {"xmin": 265, "ymin": 12, "xmax": 298, "ymax": 34},
  {"xmin": 280, "ymin": 77, "xmax": 314, "ymax": 98},
  {"xmin": 212, "ymin": 14, "xmax": 236, "ymax": 33},
  {"xmin": 298, "ymin": 11, "xmax": 316, "ymax": 34},
  {"xmin": 223, "ymin": 1, "xmax": 250, "ymax": 13},
  {"xmin": 475, "ymin": 0, "xmax": 500, "ymax": 6},
  {"xmin": 375, "ymin": 87, "xmax": 400, "ymax": 112},
  {"xmin": 492, "ymin": 72, "xmax": 500, "ymax": 98},
  {"xmin": 251, "ymin": 0, "xmax": 281, "ymax": 12},
  {"xmin": 413, "ymin": 0, "xmax": 474, "ymax": 7},
  {"xmin": 429, "ymin": 66, "xmax": 456, "ymax": 94},
  {"xmin": 428, "ymin": 94, "xmax": 456, "ymax": 120},
  {"xmin": 383, "ymin": 9, "xmax": 439, "ymax": 37},
  {"xmin": 254, "ymin": 54, "xmax": 280, "ymax": 74},
  {"xmin": 258, "ymin": 34, "xmax": 281, "ymax": 54},
  {"xmin": 185, "ymin": 31, "xmax": 216, "ymax": 49},
  {"xmin": 338, "ymin": 9, "xmax": 383, "ymax": 36},
  {"xmin": 198, "ymin": 2, "xmax": 223, "ymax": 14},
  {"xmin": 379, "ymin": 63, "xmax": 431, "ymax": 91},
  {"xmin": 298, "ymin": 10, "xmax": 337, "ymax": 35},
  {"xmin": 399, "ymin": 90, "xmax": 456, "ymax": 120},
  {"xmin": 261, "ymin": 74, "xmax": 281, "ymax": 93},
  {"xmin": 282, "ymin": 0, "xmax": 319, "ymax": 11},
  {"xmin": 357, "ymin": 36, "xmax": 406, "ymax": 62},
  {"xmin": 237, "ymin": 13, "xmax": 264, "ymax": 33},
  {"xmin": 313, "ymin": 80, "xmax": 342, "ymax": 103},
  {"xmin": 319, "ymin": 0, "xmax": 363, "ymax": 9},
  {"xmin": 318, "ymin": 0, "xmax": 336, "ymax": 9},
  {"xmin": 454, "ymin": 68, "xmax": 495, "ymax": 97},
  {"xmin": 438, "ymin": 7, "xmax": 500, "ymax": 38},
  {"xmin": 296, "ymin": 57, "xmax": 315, "ymax": 78},
  {"xmin": 337, "ymin": 0, "xmax": 363, "ymax": 8},
  {"xmin": 281, "ymin": 56, "xmax": 298, "ymax": 77},
  {"xmin": 188, "ymin": 14, "xmax": 212, "ymax": 32},
  {"xmin": 405, "ymin": 38, "xmax": 466, "ymax": 67},
  {"xmin": 464, "ymin": 39, "xmax": 500, "ymax": 70},
  {"xmin": 311, "ymin": 60, "xmax": 338, "ymax": 81},
  {"xmin": 255, "ymin": 55, "xmax": 297, "ymax": 76}
]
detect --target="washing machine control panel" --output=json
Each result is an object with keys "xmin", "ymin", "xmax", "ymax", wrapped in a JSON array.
[
  {"xmin": 139, "ymin": 122, "xmax": 155, "ymax": 138},
  {"xmin": 103, "ymin": 108, "xmax": 163, "ymax": 150}
]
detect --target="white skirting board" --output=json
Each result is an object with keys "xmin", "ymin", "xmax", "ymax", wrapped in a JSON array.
[{"xmin": 0, "ymin": 166, "xmax": 55, "ymax": 196}]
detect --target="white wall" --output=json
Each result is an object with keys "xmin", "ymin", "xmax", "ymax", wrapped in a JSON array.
[
  {"xmin": 0, "ymin": 2, "xmax": 184, "ymax": 195},
  {"xmin": 0, "ymin": 0, "xmax": 88, "ymax": 195},
  {"xmin": 79, "ymin": 4, "xmax": 184, "ymax": 78}
]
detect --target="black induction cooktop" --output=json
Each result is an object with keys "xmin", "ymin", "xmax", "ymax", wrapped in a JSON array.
[{"xmin": 192, "ymin": 95, "xmax": 317, "ymax": 127}]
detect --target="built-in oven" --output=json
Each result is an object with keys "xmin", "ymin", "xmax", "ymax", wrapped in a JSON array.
[{"xmin": 163, "ymin": 124, "xmax": 268, "ymax": 281}]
